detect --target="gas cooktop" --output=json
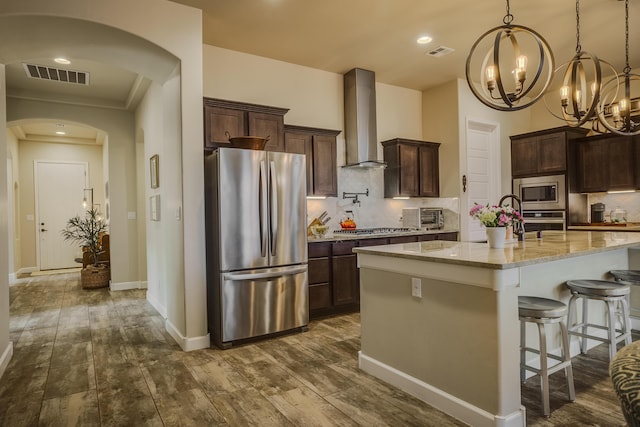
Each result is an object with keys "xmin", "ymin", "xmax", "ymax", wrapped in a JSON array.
[{"xmin": 333, "ymin": 227, "xmax": 412, "ymax": 235}]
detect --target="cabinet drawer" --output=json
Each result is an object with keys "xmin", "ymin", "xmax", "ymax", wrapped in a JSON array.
[
  {"xmin": 309, "ymin": 257, "xmax": 329, "ymax": 284},
  {"xmin": 309, "ymin": 283, "xmax": 331, "ymax": 310},
  {"xmin": 308, "ymin": 242, "xmax": 331, "ymax": 258},
  {"xmin": 332, "ymin": 241, "xmax": 357, "ymax": 256},
  {"xmin": 417, "ymin": 234, "xmax": 438, "ymax": 242},
  {"xmin": 388, "ymin": 235, "xmax": 418, "ymax": 244},
  {"xmin": 358, "ymin": 238, "xmax": 390, "ymax": 247},
  {"xmin": 437, "ymin": 232, "xmax": 458, "ymax": 241}
]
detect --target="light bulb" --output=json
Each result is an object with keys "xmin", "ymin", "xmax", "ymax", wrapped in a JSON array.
[
  {"xmin": 485, "ymin": 65, "xmax": 496, "ymax": 83},
  {"xmin": 619, "ymin": 98, "xmax": 630, "ymax": 113},
  {"xmin": 516, "ymin": 55, "xmax": 528, "ymax": 70},
  {"xmin": 82, "ymin": 198, "xmax": 87, "ymax": 209},
  {"xmin": 590, "ymin": 81, "xmax": 597, "ymax": 95},
  {"xmin": 575, "ymin": 90, "xmax": 582, "ymax": 106},
  {"xmin": 560, "ymin": 86, "xmax": 570, "ymax": 101}
]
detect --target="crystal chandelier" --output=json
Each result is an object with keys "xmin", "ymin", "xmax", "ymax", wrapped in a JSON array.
[
  {"xmin": 465, "ymin": 0, "xmax": 554, "ymax": 111},
  {"xmin": 596, "ymin": 0, "xmax": 640, "ymax": 136}
]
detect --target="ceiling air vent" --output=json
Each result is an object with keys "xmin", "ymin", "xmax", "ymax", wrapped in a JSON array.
[
  {"xmin": 426, "ymin": 46, "xmax": 455, "ymax": 58},
  {"xmin": 23, "ymin": 63, "xmax": 89, "ymax": 85}
]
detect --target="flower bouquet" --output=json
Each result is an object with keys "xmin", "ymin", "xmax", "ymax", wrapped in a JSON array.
[
  {"xmin": 469, "ymin": 203, "xmax": 524, "ymax": 228},
  {"xmin": 469, "ymin": 203, "xmax": 524, "ymax": 248}
]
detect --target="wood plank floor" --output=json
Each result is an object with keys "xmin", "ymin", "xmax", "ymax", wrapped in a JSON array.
[{"xmin": 0, "ymin": 272, "xmax": 629, "ymax": 426}]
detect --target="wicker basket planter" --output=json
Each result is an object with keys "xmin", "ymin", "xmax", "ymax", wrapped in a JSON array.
[{"xmin": 81, "ymin": 265, "xmax": 110, "ymax": 289}]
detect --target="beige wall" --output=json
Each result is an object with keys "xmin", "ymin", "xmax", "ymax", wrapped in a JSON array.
[
  {"xmin": 16, "ymin": 139, "xmax": 104, "ymax": 270},
  {"xmin": 0, "ymin": 65, "xmax": 10, "ymax": 379},
  {"xmin": 6, "ymin": 129, "xmax": 19, "ymax": 274},
  {"xmin": 422, "ymin": 80, "xmax": 460, "ymax": 198}
]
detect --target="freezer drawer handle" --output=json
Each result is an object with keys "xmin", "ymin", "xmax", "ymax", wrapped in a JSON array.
[{"xmin": 223, "ymin": 266, "xmax": 307, "ymax": 281}]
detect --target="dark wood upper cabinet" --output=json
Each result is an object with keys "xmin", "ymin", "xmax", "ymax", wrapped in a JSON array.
[
  {"xmin": 203, "ymin": 98, "xmax": 289, "ymax": 152},
  {"xmin": 510, "ymin": 127, "xmax": 588, "ymax": 178},
  {"xmin": 284, "ymin": 125, "xmax": 340, "ymax": 197},
  {"xmin": 573, "ymin": 134, "xmax": 636, "ymax": 193},
  {"xmin": 382, "ymin": 138, "xmax": 440, "ymax": 198}
]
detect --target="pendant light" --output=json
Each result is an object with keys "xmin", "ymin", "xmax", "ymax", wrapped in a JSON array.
[
  {"xmin": 544, "ymin": 0, "xmax": 615, "ymax": 127},
  {"xmin": 596, "ymin": 0, "xmax": 640, "ymax": 136},
  {"xmin": 465, "ymin": 0, "xmax": 554, "ymax": 111}
]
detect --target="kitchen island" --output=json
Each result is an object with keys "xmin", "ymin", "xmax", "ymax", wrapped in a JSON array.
[{"xmin": 353, "ymin": 231, "xmax": 640, "ymax": 427}]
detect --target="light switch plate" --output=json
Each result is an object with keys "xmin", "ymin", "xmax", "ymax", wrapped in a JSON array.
[{"xmin": 411, "ymin": 277, "xmax": 422, "ymax": 298}]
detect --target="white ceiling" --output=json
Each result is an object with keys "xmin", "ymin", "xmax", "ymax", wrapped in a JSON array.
[
  {"xmin": 171, "ymin": 0, "xmax": 637, "ymax": 91},
  {"xmin": 5, "ymin": 0, "xmax": 637, "ymax": 142}
]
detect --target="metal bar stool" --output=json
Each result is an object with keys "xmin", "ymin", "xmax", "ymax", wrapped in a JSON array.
[
  {"xmin": 566, "ymin": 279, "xmax": 632, "ymax": 361},
  {"xmin": 610, "ymin": 270, "xmax": 640, "ymax": 286},
  {"xmin": 519, "ymin": 296, "xmax": 575, "ymax": 417}
]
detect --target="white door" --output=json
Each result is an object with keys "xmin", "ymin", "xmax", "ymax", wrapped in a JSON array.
[
  {"xmin": 36, "ymin": 161, "xmax": 87, "ymax": 270},
  {"xmin": 461, "ymin": 119, "xmax": 501, "ymax": 242}
]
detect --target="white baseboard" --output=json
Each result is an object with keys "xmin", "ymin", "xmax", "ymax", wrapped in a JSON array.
[
  {"xmin": 146, "ymin": 290, "xmax": 167, "ymax": 319},
  {"xmin": 109, "ymin": 281, "xmax": 147, "ymax": 291},
  {"xmin": 631, "ymin": 316, "xmax": 640, "ymax": 331},
  {"xmin": 17, "ymin": 267, "xmax": 36, "ymax": 276},
  {"xmin": 358, "ymin": 351, "xmax": 525, "ymax": 427},
  {"xmin": 165, "ymin": 320, "xmax": 210, "ymax": 352},
  {"xmin": 0, "ymin": 342, "xmax": 14, "ymax": 380}
]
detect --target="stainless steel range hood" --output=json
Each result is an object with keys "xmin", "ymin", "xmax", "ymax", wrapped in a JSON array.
[{"xmin": 343, "ymin": 68, "xmax": 386, "ymax": 168}]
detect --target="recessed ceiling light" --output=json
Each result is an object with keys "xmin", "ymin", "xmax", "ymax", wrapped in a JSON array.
[
  {"xmin": 55, "ymin": 131, "xmax": 66, "ymax": 135},
  {"xmin": 54, "ymin": 57, "xmax": 71, "ymax": 65},
  {"xmin": 416, "ymin": 36, "xmax": 433, "ymax": 45}
]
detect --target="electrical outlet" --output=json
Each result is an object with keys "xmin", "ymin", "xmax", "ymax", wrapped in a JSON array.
[{"xmin": 411, "ymin": 277, "xmax": 422, "ymax": 298}]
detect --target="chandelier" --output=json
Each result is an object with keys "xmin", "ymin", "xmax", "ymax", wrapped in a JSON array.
[
  {"xmin": 545, "ymin": 0, "xmax": 616, "ymax": 128},
  {"xmin": 596, "ymin": 0, "xmax": 640, "ymax": 136},
  {"xmin": 465, "ymin": 0, "xmax": 554, "ymax": 111}
]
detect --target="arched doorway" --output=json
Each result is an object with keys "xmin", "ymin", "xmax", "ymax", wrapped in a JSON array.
[{"xmin": 0, "ymin": 3, "xmax": 209, "ymax": 367}]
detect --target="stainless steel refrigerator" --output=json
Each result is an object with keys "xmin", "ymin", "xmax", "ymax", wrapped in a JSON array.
[{"xmin": 205, "ymin": 148, "xmax": 308, "ymax": 348}]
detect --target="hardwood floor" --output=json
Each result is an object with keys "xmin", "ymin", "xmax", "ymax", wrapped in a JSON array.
[{"xmin": 0, "ymin": 272, "xmax": 629, "ymax": 426}]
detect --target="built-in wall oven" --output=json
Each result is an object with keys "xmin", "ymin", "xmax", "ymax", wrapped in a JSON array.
[
  {"xmin": 522, "ymin": 210, "xmax": 566, "ymax": 232},
  {"xmin": 513, "ymin": 174, "xmax": 566, "ymax": 211}
]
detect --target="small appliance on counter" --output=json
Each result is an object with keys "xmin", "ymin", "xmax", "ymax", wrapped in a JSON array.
[
  {"xmin": 590, "ymin": 203, "xmax": 606, "ymax": 223},
  {"xmin": 402, "ymin": 207, "xmax": 444, "ymax": 230}
]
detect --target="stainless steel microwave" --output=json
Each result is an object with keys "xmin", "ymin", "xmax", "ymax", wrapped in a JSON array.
[
  {"xmin": 402, "ymin": 208, "xmax": 444, "ymax": 230},
  {"xmin": 513, "ymin": 174, "xmax": 566, "ymax": 210}
]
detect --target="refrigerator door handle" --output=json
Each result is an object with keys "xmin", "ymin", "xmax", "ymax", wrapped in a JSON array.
[
  {"xmin": 269, "ymin": 160, "xmax": 278, "ymax": 256},
  {"xmin": 259, "ymin": 160, "xmax": 268, "ymax": 257},
  {"xmin": 223, "ymin": 266, "xmax": 307, "ymax": 281}
]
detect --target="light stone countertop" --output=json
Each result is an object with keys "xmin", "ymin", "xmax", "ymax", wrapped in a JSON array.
[
  {"xmin": 353, "ymin": 230, "xmax": 640, "ymax": 270},
  {"xmin": 568, "ymin": 223, "xmax": 640, "ymax": 232},
  {"xmin": 307, "ymin": 228, "xmax": 459, "ymax": 243}
]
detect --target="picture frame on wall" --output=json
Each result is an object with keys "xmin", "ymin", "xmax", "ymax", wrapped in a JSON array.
[{"xmin": 150, "ymin": 154, "xmax": 159, "ymax": 189}]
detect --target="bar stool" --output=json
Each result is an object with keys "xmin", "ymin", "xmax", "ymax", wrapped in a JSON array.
[
  {"xmin": 519, "ymin": 296, "xmax": 575, "ymax": 417},
  {"xmin": 566, "ymin": 279, "xmax": 632, "ymax": 361},
  {"xmin": 610, "ymin": 270, "xmax": 640, "ymax": 286}
]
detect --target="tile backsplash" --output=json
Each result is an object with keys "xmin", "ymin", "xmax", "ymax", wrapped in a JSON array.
[
  {"xmin": 588, "ymin": 192, "xmax": 640, "ymax": 222},
  {"xmin": 306, "ymin": 167, "xmax": 460, "ymax": 230}
]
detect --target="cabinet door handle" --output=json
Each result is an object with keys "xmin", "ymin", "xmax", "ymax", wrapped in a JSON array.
[{"xmin": 462, "ymin": 174, "xmax": 467, "ymax": 193}]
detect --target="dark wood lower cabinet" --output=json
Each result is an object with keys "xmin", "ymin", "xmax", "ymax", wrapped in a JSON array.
[
  {"xmin": 332, "ymin": 255, "xmax": 358, "ymax": 306},
  {"xmin": 308, "ymin": 232, "xmax": 458, "ymax": 319}
]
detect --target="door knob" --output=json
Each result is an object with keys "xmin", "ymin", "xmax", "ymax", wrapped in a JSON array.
[
  {"xmin": 462, "ymin": 175, "xmax": 467, "ymax": 193},
  {"xmin": 41, "ymin": 228, "xmax": 48, "ymax": 232}
]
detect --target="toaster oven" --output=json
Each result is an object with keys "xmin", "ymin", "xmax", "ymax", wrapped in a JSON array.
[{"xmin": 402, "ymin": 208, "xmax": 444, "ymax": 230}]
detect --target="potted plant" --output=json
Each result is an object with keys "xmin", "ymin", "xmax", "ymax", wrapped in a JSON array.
[
  {"xmin": 469, "ymin": 203, "xmax": 524, "ymax": 248},
  {"xmin": 61, "ymin": 208, "xmax": 110, "ymax": 289}
]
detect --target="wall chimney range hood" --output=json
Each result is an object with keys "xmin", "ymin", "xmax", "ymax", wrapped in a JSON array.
[{"xmin": 343, "ymin": 68, "xmax": 386, "ymax": 168}]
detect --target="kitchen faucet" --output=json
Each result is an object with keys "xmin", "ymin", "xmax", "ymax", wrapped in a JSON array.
[{"xmin": 499, "ymin": 194, "xmax": 525, "ymax": 241}]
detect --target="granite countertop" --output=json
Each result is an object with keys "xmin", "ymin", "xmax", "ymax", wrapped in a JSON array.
[
  {"xmin": 307, "ymin": 228, "xmax": 459, "ymax": 243},
  {"xmin": 353, "ymin": 230, "xmax": 640, "ymax": 270},
  {"xmin": 568, "ymin": 223, "xmax": 640, "ymax": 231}
]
